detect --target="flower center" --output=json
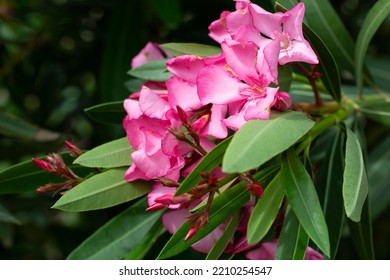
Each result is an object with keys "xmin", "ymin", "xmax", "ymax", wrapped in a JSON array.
[{"xmin": 273, "ymin": 31, "xmax": 291, "ymax": 50}]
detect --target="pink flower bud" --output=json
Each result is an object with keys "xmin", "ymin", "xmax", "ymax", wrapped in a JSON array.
[
  {"xmin": 65, "ymin": 140, "xmax": 83, "ymax": 158},
  {"xmin": 184, "ymin": 225, "xmax": 199, "ymax": 241},
  {"xmin": 32, "ymin": 158, "xmax": 54, "ymax": 172},
  {"xmin": 154, "ymin": 193, "xmax": 190, "ymax": 205}
]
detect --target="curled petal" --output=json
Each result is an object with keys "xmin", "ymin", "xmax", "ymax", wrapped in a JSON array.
[
  {"xmin": 139, "ymin": 87, "xmax": 171, "ymax": 120},
  {"xmin": 199, "ymin": 104, "xmax": 228, "ymax": 139},
  {"xmin": 208, "ymin": 10, "xmax": 231, "ymax": 44}
]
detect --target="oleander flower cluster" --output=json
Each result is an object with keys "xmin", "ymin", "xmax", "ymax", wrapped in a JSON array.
[{"xmin": 123, "ymin": 1, "xmax": 322, "ymax": 259}]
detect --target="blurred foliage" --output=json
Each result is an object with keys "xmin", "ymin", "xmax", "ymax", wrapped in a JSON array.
[{"xmin": 0, "ymin": 0, "xmax": 389, "ymax": 259}]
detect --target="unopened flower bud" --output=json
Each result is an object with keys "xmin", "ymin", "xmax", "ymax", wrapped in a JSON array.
[
  {"xmin": 32, "ymin": 158, "xmax": 55, "ymax": 172},
  {"xmin": 184, "ymin": 225, "xmax": 199, "ymax": 241},
  {"xmin": 65, "ymin": 140, "xmax": 83, "ymax": 158},
  {"xmin": 156, "ymin": 177, "xmax": 180, "ymax": 187}
]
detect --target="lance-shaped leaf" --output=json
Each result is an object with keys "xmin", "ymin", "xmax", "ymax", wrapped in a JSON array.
[
  {"xmin": 125, "ymin": 220, "xmax": 166, "ymax": 260},
  {"xmin": 161, "ymin": 43, "xmax": 221, "ymax": 57},
  {"xmin": 175, "ymin": 137, "xmax": 232, "ymax": 196},
  {"xmin": 315, "ymin": 126, "xmax": 345, "ymax": 259},
  {"xmin": 368, "ymin": 133, "xmax": 390, "ymax": 220},
  {"xmin": 0, "ymin": 153, "xmax": 90, "ymax": 194},
  {"xmin": 84, "ymin": 101, "xmax": 126, "ymax": 125},
  {"xmin": 347, "ymin": 199, "xmax": 375, "ymax": 260},
  {"xmin": 206, "ymin": 211, "xmax": 240, "ymax": 260},
  {"xmin": 74, "ymin": 138, "xmax": 132, "ymax": 168},
  {"xmin": 281, "ymin": 148, "xmax": 330, "ymax": 257},
  {"xmin": 276, "ymin": 206, "xmax": 309, "ymax": 260},
  {"xmin": 247, "ymin": 174, "xmax": 284, "ymax": 244},
  {"xmin": 67, "ymin": 197, "xmax": 163, "ymax": 260},
  {"xmin": 52, "ymin": 168, "xmax": 151, "ymax": 212},
  {"xmin": 359, "ymin": 101, "xmax": 390, "ymax": 127},
  {"xmin": 223, "ymin": 111, "xmax": 315, "ymax": 173},
  {"xmin": 341, "ymin": 124, "xmax": 369, "ymax": 222},
  {"xmin": 127, "ymin": 59, "xmax": 171, "ymax": 82},
  {"xmin": 356, "ymin": 0, "xmax": 390, "ymax": 97},
  {"xmin": 157, "ymin": 182, "xmax": 250, "ymax": 259}
]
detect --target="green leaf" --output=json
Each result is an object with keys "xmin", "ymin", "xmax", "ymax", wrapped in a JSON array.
[
  {"xmin": 74, "ymin": 138, "xmax": 132, "ymax": 168},
  {"xmin": 247, "ymin": 174, "xmax": 284, "ymax": 244},
  {"xmin": 356, "ymin": 0, "xmax": 390, "ymax": 97},
  {"xmin": 368, "ymin": 133, "xmax": 390, "ymax": 220},
  {"xmin": 127, "ymin": 59, "xmax": 171, "ymax": 82},
  {"xmin": 359, "ymin": 101, "xmax": 390, "ymax": 126},
  {"xmin": 302, "ymin": 25, "xmax": 341, "ymax": 103},
  {"xmin": 160, "ymin": 43, "xmax": 221, "ymax": 57},
  {"xmin": 276, "ymin": 206, "xmax": 309, "ymax": 260},
  {"xmin": 223, "ymin": 111, "xmax": 315, "ymax": 173},
  {"xmin": 0, "ymin": 153, "xmax": 90, "ymax": 194},
  {"xmin": 0, "ymin": 203, "xmax": 20, "ymax": 225},
  {"xmin": 84, "ymin": 101, "xmax": 126, "ymax": 125},
  {"xmin": 0, "ymin": 112, "xmax": 60, "ymax": 142},
  {"xmin": 347, "ymin": 199, "xmax": 375, "ymax": 259},
  {"xmin": 52, "ymin": 168, "xmax": 151, "ymax": 212},
  {"xmin": 157, "ymin": 182, "xmax": 250, "ymax": 259},
  {"xmin": 67, "ymin": 197, "xmax": 163, "ymax": 259},
  {"xmin": 281, "ymin": 148, "xmax": 330, "ymax": 257},
  {"xmin": 315, "ymin": 126, "xmax": 345, "ymax": 259},
  {"xmin": 206, "ymin": 211, "xmax": 240, "ymax": 260},
  {"xmin": 342, "ymin": 124, "xmax": 369, "ymax": 222},
  {"xmin": 125, "ymin": 220, "xmax": 166, "ymax": 260},
  {"xmin": 175, "ymin": 137, "xmax": 232, "ymax": 196}
]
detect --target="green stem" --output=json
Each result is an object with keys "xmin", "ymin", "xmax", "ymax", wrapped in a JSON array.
[{"xmin": 296, "ymin": 104, "xmax": 352, "ymax": 154}]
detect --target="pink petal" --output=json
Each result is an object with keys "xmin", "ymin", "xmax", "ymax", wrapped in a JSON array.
[
  {"xmin": 249, "ymin": 4, "xmax": 287, "ymax": 38},
  {"xmin": 200, "ymin": 104, "xmax": 228, "ymax": 139},
  {"xmin": 245, "ymin": 239, "xmax": 278, "ymax": 260},
  {"xmin": 283, "ymin": 2, "xmax": 305, "ymax": 40},
  {"xmin": 166, "ymin": 55, "xmax": 205, "ymax": 83},
  {"xmin": 139, "ymin": 87, "xmax": 171, "ymax": 120},
  {"xmin": 305, "ymin": 247, "xmax": 324, "ymax": 260},
  {"xmin": 131, "ymin": 42, "xmax": 165, "ymax": 69},
  {"xmin": 166, "ymin": 76, "xmax": 203, "ymax": 111},
  {"xmin": 279, "ymin": 39, "xmax": 318, "ymax": 65},
  {"xmin": 208, "ymin": 11, "xmax": 232, "ymax": 44},
  {"xmin": 148, "ymin": 183, "xmax": 181, "ymax": 210},
  {"xmin": 221, "ymin": 40, "xmax": 259, "ymax": 87},
  {"xmin": 225, "ymin": 7, "xmax": 253, "ymax": 38},
  {"xmin": 124, "ymin": 164, "xmax": 151, "ymax": 182},
  {"xmin": 243, "ymin": 87, "xmax": 279, "ymax": 121},
  {"xmin": 197, "ymin": 65, "xmax": 247, "ymax": 105},
  {"xmin": 131, "ymin": 149, "xmax": 171, "ymax": 178},
  {"xmin": 123, "ymin": 99, "xmax": 142, "ymax": 120},
  {"xmin": 261, "ymin": 39, "xmax": 281, "ymax": 84},
  {"xmin": 223, "ymin": 111, "xmax": 247, "ymax": 131}
]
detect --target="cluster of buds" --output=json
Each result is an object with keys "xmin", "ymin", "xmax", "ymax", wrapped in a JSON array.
[{"xmin": 32, "ymin": 141, "xmax": 83, "ymax": 195}]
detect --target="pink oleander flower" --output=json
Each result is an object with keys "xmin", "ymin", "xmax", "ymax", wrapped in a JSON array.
[
  {"xmin": 248, "ymin": 2, "xmax": 318, "ymax": 65},
  {"xmin": 245, "ymin": 239, "xmax": 324, "ymax": 260}
]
